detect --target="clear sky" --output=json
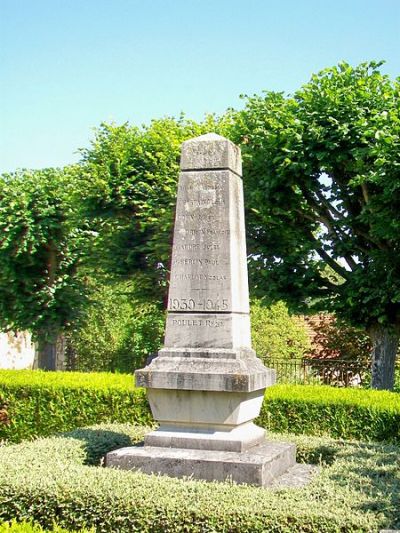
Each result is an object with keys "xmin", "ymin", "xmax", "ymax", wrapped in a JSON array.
[{"xmin": 1, "ymin": 0, "xmax": 399, "ymax": 173}]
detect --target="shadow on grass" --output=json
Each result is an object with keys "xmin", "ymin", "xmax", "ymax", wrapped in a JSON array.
[
  {"xmin": 296, "ymin": 443, "xmax": 339, "ymax": 466},
  {"xmin": 62, "ymin": 427, "xmax": 145, "ymax": 466},
  {"xmin": 329, "ymin": 441, "xmax": 400, "ymax": 529}
]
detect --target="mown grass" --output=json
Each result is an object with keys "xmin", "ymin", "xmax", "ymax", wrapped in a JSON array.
[{"xmin": 0, "ymin": 423, "xmax": 399, "ymax": 532}]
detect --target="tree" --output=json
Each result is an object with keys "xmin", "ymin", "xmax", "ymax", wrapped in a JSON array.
[
  {"xmin": 231, "ymin": 61, "xmax": 400, "ymax": 389},
  {"xmin": 0, "ymin": 167, "xmax": 92, "ymax": 369},
  {"xmin": 251, "ymin": 300, "xmax": 310, "ymax": 362},
  {"xmin": 77, "ymin": 115, "xmax": 224, "ymax": 304},
  {"xmin": 67, "ymin": 275, "xmax": 164, "ymax": 373}
]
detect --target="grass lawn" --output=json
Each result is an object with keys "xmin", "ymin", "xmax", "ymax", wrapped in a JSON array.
[{"xmin": 0, "ymin": 423, "xmax": 399, "ymax": 532}]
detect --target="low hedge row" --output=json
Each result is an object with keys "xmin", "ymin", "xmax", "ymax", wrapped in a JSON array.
[
  {"xmin": 1, "ymin": 370, "xmax": 399, "ymax": 444},
  {"xmin": 0, "ymin": 370, "xmax": 152, "ymax": 443},
  {"xmin": 260, "ymin": 384, "xmax": 400, "ymax": 443},
  {"xmin": 0, "ymin": 520, "xmax": 93, "ymax": 532},
  {"xmin": 1, "ymin": 423, "xmax": 399, "ymax": 531}
]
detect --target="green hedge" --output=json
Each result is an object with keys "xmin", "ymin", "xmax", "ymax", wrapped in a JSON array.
[
  {"xmin": 0, "ymin": 520, "xmax": 93, "ymax": 532},
  {"xmin": 261, "ymin": 384, "xmax": 400, "ymax": 443},
  {"xmin": 1, "ymin": 423, "xmax": 399, "ymax": 532},
  {"xmin": 0, "ymin": 370, "xmax": 152, "ymax": 443},
  {"xmin": 1, "ymin": 370, "xmax": 399, "ymax": 444}
]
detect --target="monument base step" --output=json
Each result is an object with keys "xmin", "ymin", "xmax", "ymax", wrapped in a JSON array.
[
  {"xmin": 144, "ymin": 422, "xmax": 266, "ymax": 452},
  {"xmin": 105, "ymin": 440, "xmax": 297, "ymax": 487}
]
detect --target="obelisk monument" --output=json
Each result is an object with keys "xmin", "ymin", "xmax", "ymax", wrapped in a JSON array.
[{"xmin": 106, "ymin": 134, "xmax": 297, "ymax": 486}]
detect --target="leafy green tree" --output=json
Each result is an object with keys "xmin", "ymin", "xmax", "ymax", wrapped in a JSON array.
[
  {"xmin": 68, "ymin": 276, "xmax": 164, "ymax": 373},
  {"xmin": 251, "ymin": 300, "xmax": 310, "ymax": 362},
  {"xmin": 231, "ymin": 61, "xmax": 400, "ymax": 389},
  {"xmin": 0, "ymin": 167, "xmax": 92, "ymax": 369},
  {"xmin": 77, "ymin": 115, "xmax": 225, "ymax": 303}
]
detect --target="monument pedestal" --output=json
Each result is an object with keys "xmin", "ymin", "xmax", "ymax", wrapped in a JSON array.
[
  {"xmin": 106, "ymin": 441, "xmax": 296, "ymax": 487},
  {"xmin": 143, "ymin": 422, "xmax": 266, "ymax": 452},
  {"xmin": 105, "ymin": 134, "xmax": 310, "ymax": 488}
]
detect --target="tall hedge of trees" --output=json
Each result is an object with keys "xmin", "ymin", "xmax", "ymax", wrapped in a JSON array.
[
  {"xmin": 230, "ymin": 61, "xmax": 400, "ymax": 389},
  {"xmin": 1, "ymin": 61, "xmax": 399, "ymax": 389},
  {"xmin": 0, "ymin": 167, "xmax": 93, "ymax": 369}
]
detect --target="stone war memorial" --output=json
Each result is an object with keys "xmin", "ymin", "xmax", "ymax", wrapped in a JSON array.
[{"xmin": 107, "ymin": 133, "xmax": 310, "ymax": 486}]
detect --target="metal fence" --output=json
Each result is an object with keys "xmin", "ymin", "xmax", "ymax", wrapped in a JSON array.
[{"xmin": 264, "ymin": 357, "xmax": 372, "ymax": 387}]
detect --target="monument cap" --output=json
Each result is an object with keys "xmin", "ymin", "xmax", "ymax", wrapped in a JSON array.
[{"xmin": 180, "ymin": 133, "xmax": 242, "ymax": 175}]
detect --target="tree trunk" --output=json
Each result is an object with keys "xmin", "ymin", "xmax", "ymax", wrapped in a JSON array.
[
  {"xmin": 368, "ymin": 323, "xmax": 400, "ymax": 390},
  {"xmin": 64, "ymin": 334, "xmax": 77, "ymax": 371},
  {"xmin": 37, "ymin": 332, "xmax": 65, "ymax": 371},
  {"xmin": 37, "ymin": 242, "xmax": 61, "ymax": 371},
  {"xmin": 37, "ymin": 336, "xmax": 58, "ymax": 370}
]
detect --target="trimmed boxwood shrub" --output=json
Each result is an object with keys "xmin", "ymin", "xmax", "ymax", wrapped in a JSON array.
[
  {"xmin": 0, "ymin": 370, "xmax": 152, "ymax": 443},
  {"xmin": 0, "ymin": 520, "xmax": 93, "ymax": 532},
  {"xmin": 1, "ymin": 370, "xmax": 399, "ymax": 444},
  {"xmin": 1, "ymin": 423, "xmax": 399, "ymax": 532},
  {"xmin": 260, "ymin": 384, "xmax": 400, "ymax": 443}
]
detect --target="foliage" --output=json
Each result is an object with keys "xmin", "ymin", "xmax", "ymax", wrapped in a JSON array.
[
  {"xmin": 67, "ymin": 278, "xmax": 164, "ymax": 373},
  {"xmin": 0, "ymin": 394, "xmax": 9, "ymax": 427},
  {"xmin": 0, "ymin": 520, "xmax": 93, "ymax": 532},
  {"xmin": 0, "ymin": 168, "xmax": 92, "ymax": 341},
  {"xmin": 77, "ymin": 115, "xmax": 226, "ymax": 303},
  {"xmin": 232, "ymin": 60, "xmax": 400, "ymax": 327},
  {"xmin": 0, "ymin": 370, "xmax": 152, "ymax": 443},
  {"xmin": 308, "ymin": 314, "xmax": 372, "ymax": 362},
  {"xmin": 261, "ymin": 384, "xmax": 400, "ymax": 442},
  {"xmin": 250, "ymin": 300, "xmax": 310, "ymax": 361},
  {"xmin": 1, "ymin": 370, "xmax": 399, "ymax": 445},
  {"xmin": 229, "ymin": 61, "xmax": 400, "ymax": 389},
  {"xmin": 1, "ymin": 424, "xmax": 399, "ymax": 531}
]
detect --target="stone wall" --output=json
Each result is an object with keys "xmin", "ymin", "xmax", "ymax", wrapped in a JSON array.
[{"xmin": 0, "ymin": 331, "xmax": 37, "ymax": 370}]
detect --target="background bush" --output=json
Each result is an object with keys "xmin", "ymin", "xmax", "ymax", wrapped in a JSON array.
[
  {"xmin": 251, "ymin": 300, "xmax": 310, "ymax": 361},
  {"xmin": 1, "ymin": 370, "xmax": 399, "ymax": 444},
  {"xmin": 1, "ymin": 423, "xmax": 399, "ymax": 531},
  {"xmin": 68, "ymin": 296, "xmax": 309, "ymax": 373},
  {"xmin": 67, "ymin": 278, "xmax": 165, "ymax": 373},
  {"xmin": 307, "ymin": 314, "xmax": 372, "ymax": 362}
]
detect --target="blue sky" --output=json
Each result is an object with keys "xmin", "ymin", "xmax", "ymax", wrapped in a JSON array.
[{"xmin": 1, "ymin": 0, "xmax": 399, "ymax": 173}]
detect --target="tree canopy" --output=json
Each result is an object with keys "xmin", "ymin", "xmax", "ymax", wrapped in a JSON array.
[
  {"xmin": 231, "ymin": 61, "xmax": 400, "ymax": 388},
  {"xmin": 76, "ymin": 115, "xmax": 225, "ymax": 302},
  {"xmin": 1, "ymin": 61, "xmax": 399, "ymax": 388},
  {"xmin": 0, "ymin": 167, "xmax": 93, "ymax": 368}
]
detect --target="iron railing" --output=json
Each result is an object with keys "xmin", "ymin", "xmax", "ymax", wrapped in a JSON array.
[{"xmin": 264, "ymin": 357, "xmax": 372, "ymax": 387}]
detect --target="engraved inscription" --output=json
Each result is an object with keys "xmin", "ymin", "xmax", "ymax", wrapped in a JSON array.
[
  {"xmin": 172, "ymin": 273, "xmax": 227, "ymax": 281},
  {"xmin": 172, "ymin": 318, "xmax": 224, "ymax": 328},
  {"xmin": 169, "ymin": 298, "xmax": 228, "ymax": 312},
  {"xmin": 167, "ymin": 170, "xmax": 234, "ymax": 312},
  {"xmin": 172, "ymin": 258, "xmax": 221, "ymax": 266},
  {"xmin": 173, "ymin": 243, "xmax": 220, "ymax": 251}
]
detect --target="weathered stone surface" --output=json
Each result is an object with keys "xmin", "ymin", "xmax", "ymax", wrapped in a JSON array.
[
  {"xmin": 132, "ymin": 133, "xmax": 274, "ymax": 457},
  {"xmin": 143, "ymin": 422, "xmax": 266, "ymax": 452},
  {"xmin": 135, "ymin": 134, "xmax": 271, "ymax": 402},
  {"xmin": 146, "ymin": 389, "xmax": 265, "ymax": 432},
  {"xmin": 167, "ymin": 169, "xmax": 249, "ymax": 319},
  {"xmin": 0, "ymin": 331, "xmax": 35, "ymax": 370},
  {"xmin": 136, "ymin": 354, "xmax": 274, "ymax": 392},
  {"xmin": 106, "ymin": 134, "xmax": 306, "ymax": 488},
  {"xmin": 106, "ymin": 441, "xmax": 296, "ymax": 487},
  {"xmin": 180, "ymin": 133, "xmax": 242, "ymax": 175},
  {"xmin": 163, "ymin": 313, "xmax": 251, "ymax": 349}
]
